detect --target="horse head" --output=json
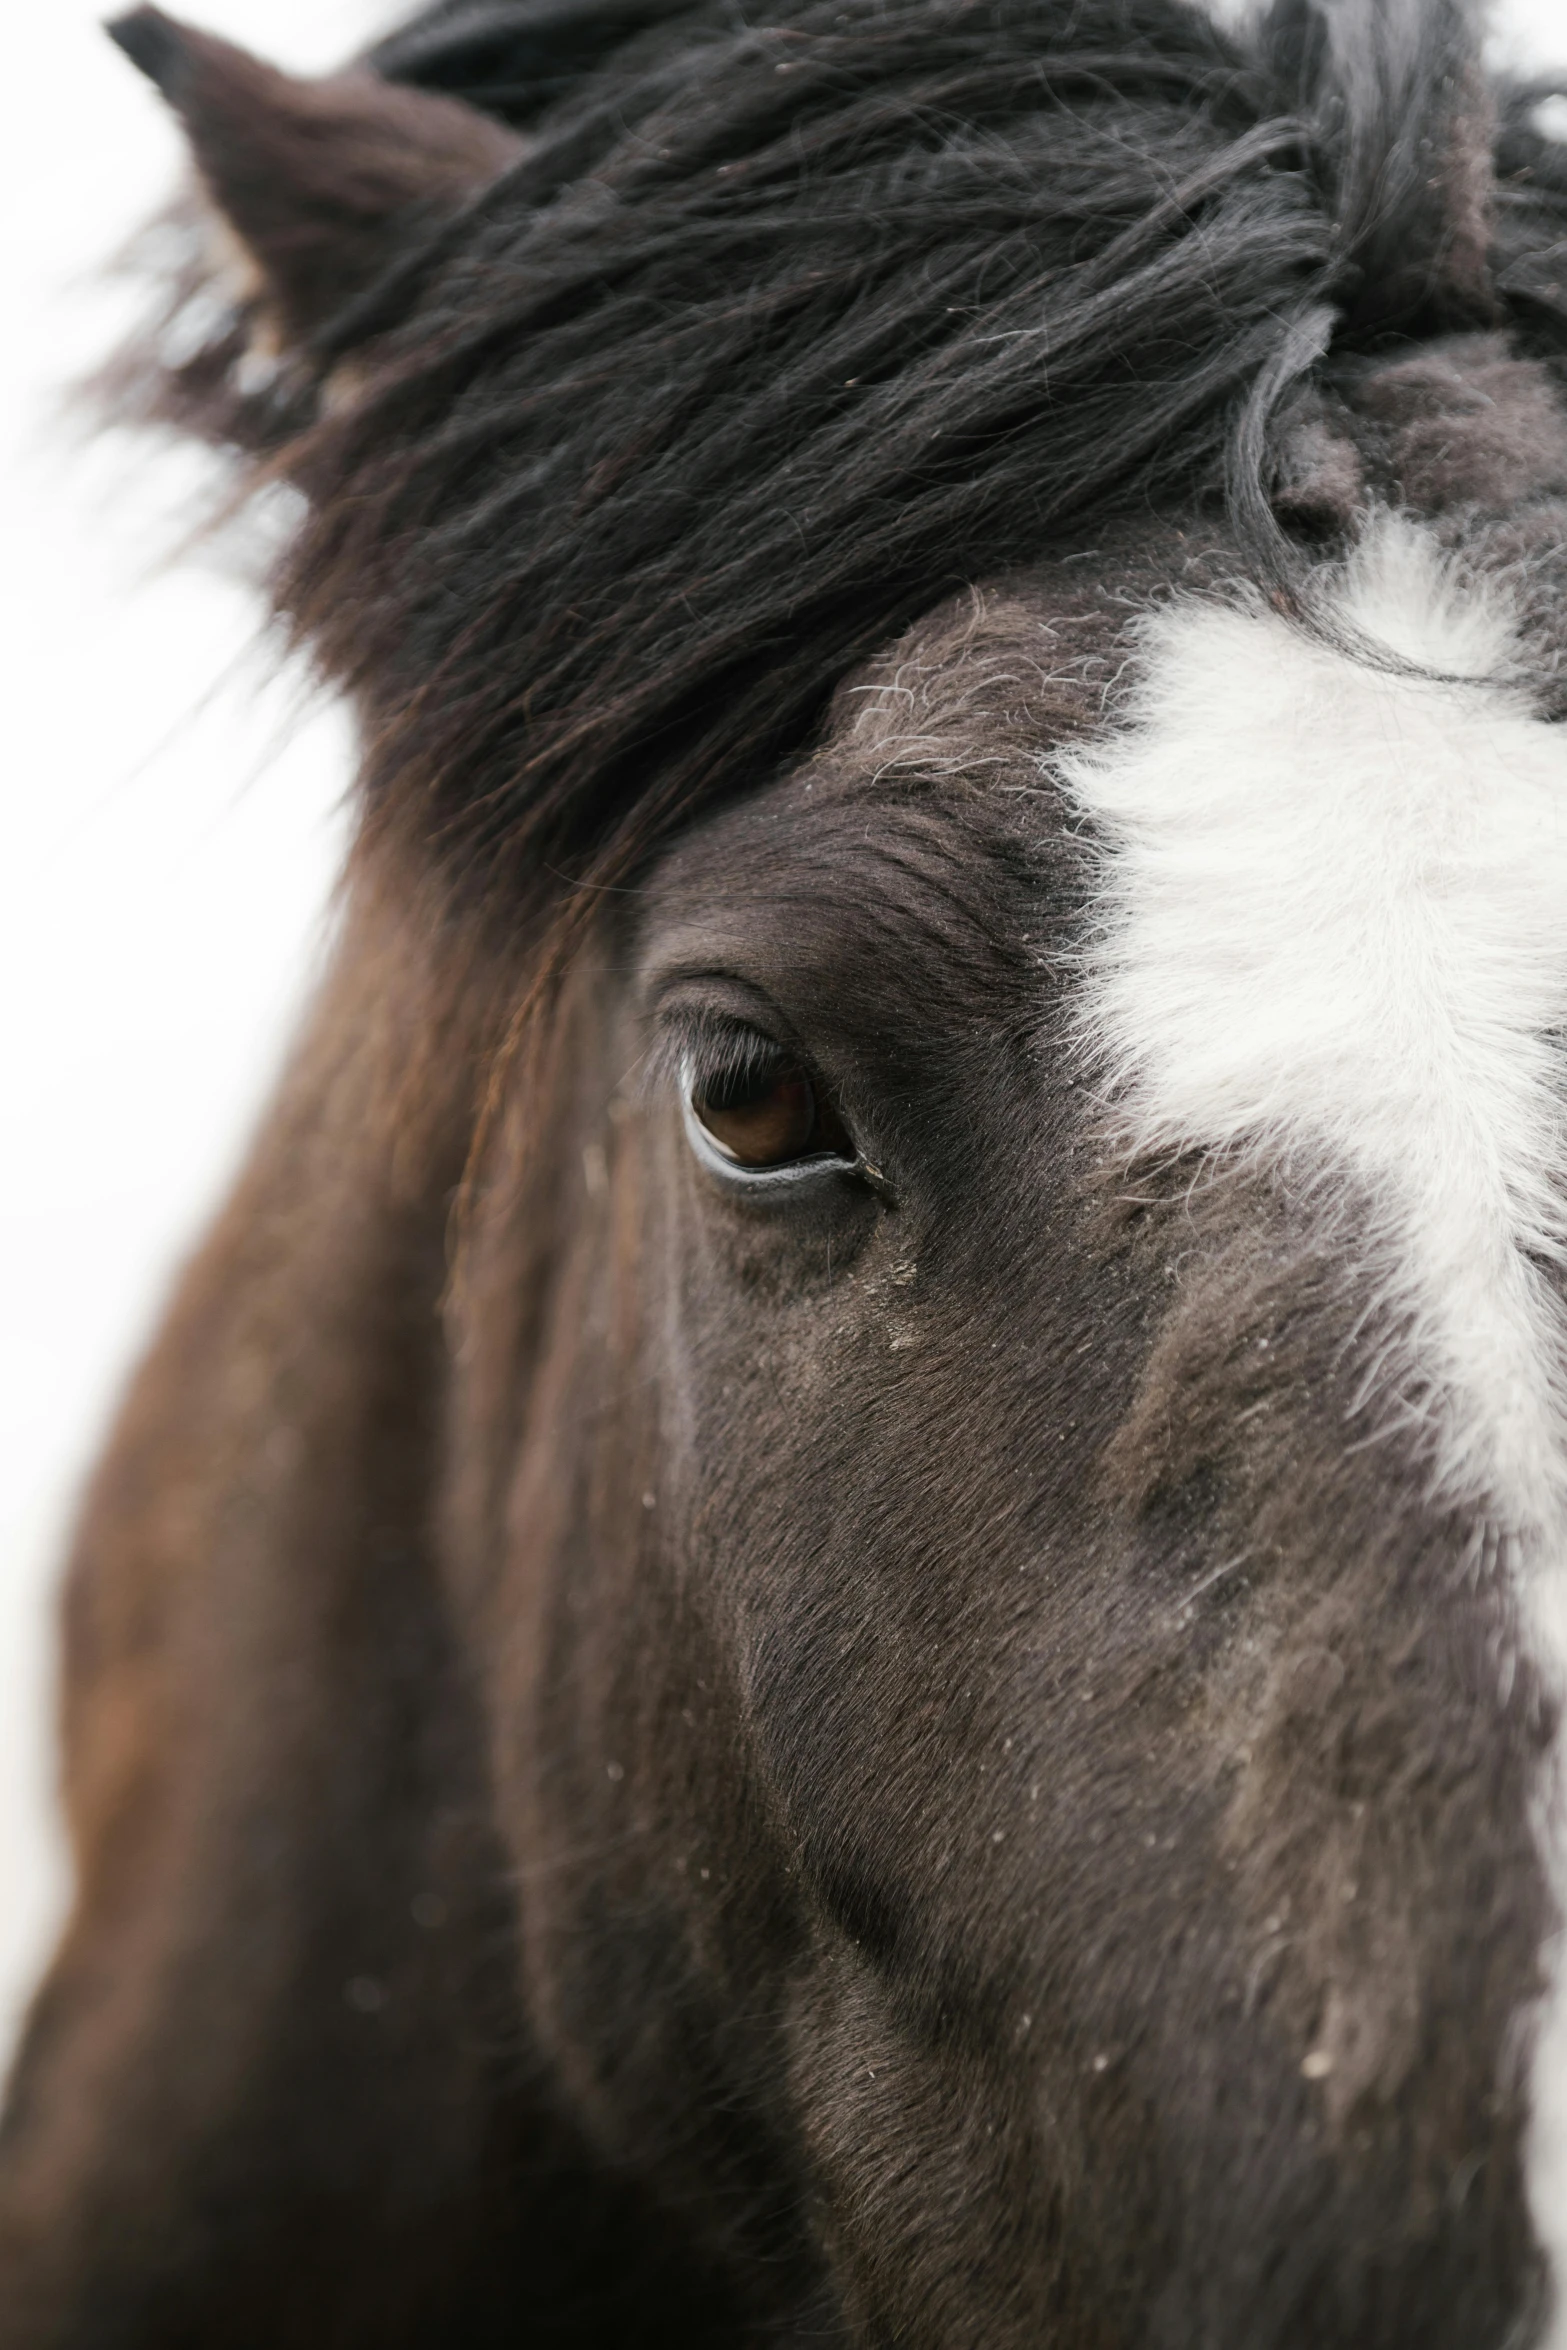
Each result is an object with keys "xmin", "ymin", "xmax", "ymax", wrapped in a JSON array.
[{"xmin": 8, "ymin": 3, "xmax": 1567, "ymax": 2343}]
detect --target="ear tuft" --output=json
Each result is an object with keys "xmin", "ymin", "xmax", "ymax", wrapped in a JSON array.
[
  {"xmin": 105, "ymin": 7, "xmax": 193, "ymax": 99},
  {"xmin": 105, "ymin": 9, "xmax": 525, "ymax": 346}
]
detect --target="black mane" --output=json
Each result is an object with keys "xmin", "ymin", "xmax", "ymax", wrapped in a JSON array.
[{"xmin": 119, "ymin": 0, "xmax": 1567, "ymax": 893}]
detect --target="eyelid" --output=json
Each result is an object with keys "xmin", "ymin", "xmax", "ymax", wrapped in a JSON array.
[
  {"xmin": 641, "ymin": 984, "xmax": 797, "ymax": 1104},
  {"xmin": 684, "ymin": 1025, "xmax": 791, "ymax": 1097}
]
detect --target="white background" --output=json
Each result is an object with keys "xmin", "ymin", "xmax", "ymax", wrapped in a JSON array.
[
  {"xmin": 0, "ymin": 0, "xmax": 378, "ymax": 2068},
  {"xmin": 2, "ymin": 0, "xmax": 1566, "ymax": 2077}
]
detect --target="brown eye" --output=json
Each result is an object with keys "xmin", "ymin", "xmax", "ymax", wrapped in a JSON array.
[{"xmin": 690, "ymin": 1057, "xmax": 844, "ymax": 1169}]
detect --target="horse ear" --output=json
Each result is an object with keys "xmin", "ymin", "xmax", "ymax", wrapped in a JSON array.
[{"xmin": 106, "ymin": 7, "xmax": 525, "ymax": 346}]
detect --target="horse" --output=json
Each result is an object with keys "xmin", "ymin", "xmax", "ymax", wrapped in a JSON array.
[{"xmin": 7, "ymin": 0, "xmax": 1567, "ymax": 2338}]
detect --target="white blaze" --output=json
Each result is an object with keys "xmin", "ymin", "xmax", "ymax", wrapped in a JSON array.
[{"xmin": 1055, "ymin": 516, "xmax": 1567, "ymax": 2337}]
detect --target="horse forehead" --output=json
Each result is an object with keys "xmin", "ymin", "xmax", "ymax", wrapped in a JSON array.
[
  {"xmin": 1054, "ymin": 516, "xmax": 1567, "ymax": 1366},
  {"xmin": 1057, "ymin": 517, "xmax": 1567, "ymax": 1191},
  {"xmin": 1049, "ymin": 517, "xmax": 1567, "ymax": 1553}
]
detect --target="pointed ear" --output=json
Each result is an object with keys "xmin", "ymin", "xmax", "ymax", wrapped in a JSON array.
[{"xmin": 106, "ymin": 7, "xmax": 525, "ymax": 346}]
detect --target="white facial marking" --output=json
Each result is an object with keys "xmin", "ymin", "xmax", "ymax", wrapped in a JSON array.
[{"xmin": 1055, "ymin": 516, "xmax": 1567, "ymax": 2334}]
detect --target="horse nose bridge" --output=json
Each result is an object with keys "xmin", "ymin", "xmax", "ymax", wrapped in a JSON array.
[
  {"xmin": 983, "ymin": 1535, "xmax": 1551, "ymax": 2350},
  {"xmin": 985, "ymin": 1244, "xmax": 1555, "ymax": 2344},
  {"xmin": 1036, "ymin": 1169, "xmax": 1564, "ymax": 2302}
]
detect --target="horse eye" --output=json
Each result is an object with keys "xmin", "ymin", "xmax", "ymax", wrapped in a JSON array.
[{"xmin": 690, "ymin": 1058, "xmax": 845, "ymax": 1169}]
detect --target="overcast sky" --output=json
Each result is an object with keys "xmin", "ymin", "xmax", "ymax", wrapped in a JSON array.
[{"xmin": 4, "ymin": 0, "xmax": 1567, "ymax": 2075}]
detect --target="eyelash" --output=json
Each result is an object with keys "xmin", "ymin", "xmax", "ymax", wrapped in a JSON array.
[
  {"xmin": 642, "ymin": 1004, "xmax": 781, "ymax": 1106},
  {"xmin": 684, "ymin": 1022, "xmax": 792, "ymax": 1106}
]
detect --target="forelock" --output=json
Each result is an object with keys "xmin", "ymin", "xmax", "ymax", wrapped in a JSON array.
[{"xmin": 103, "ymin": 0, "xmax": 1567, "ymax": 910}]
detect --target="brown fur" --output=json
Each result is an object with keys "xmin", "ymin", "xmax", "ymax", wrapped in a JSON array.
[{"xmin": 8, "ymin": 3, "xmax": 1567, "ymax": 2342}]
